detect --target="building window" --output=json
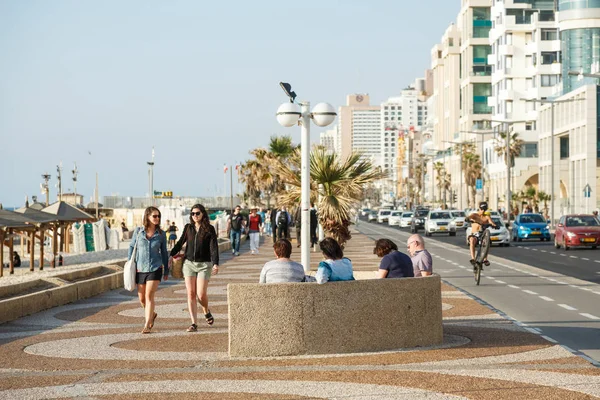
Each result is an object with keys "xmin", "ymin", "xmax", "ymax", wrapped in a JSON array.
[
  {"xmin": 541, "ymin": 74, "xmax": 561, "ymax": 86},
  {"xmin": 560, "ymin": 136, "xmax": 569, "ymax": 159},
  {"xmin": 541, "ymin": 51, "xmax": 560, "ymax": 64},
  {"xmin": 525, "ymin": 122, "xmax": 536, "ymax": 131},
  {"xmin": 518, "ymin": 143, "xmax": 538, "ymax": 158},
  {"xmin": 539, "ymin": 10, "xmax": 555, "ymax": 22},
  {"xmin": 541, "ymin": 28, "xmax": 558, "ymax": 41}
]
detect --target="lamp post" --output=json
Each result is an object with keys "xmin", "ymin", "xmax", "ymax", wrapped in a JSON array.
[
  {"xmin": 72, "ymin": 163, "xmax": 78, "ymax": 203},
  {"xmin": 147, "ymin": 147, "xmax": 155, "ymax": 206},
  {"xmin": 276, "ymin": 82, "xmax": 336, "ymax": 272},
  {"xmin": 520, "ymin": 98, "xmax": 584, "ymax": 228},
  {"xmin": 41, "ymin": 173, "xmax": 51, "ymax": 206}
]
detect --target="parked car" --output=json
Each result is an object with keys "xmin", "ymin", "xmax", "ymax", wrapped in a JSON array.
[
  {"xmin": 360, "ymin": 208, "xmax": 371, "ymax": 217},
  {"xmin": 377, "ymin": 209, "xmax": 392, "ymax": 224},
  {"xmin": 367, "ymin": 211, "xmax": 377, "ymax": 222},
  {"xmin": 388, "ymin": 210, "xmax": 402, "ymax": 227},
  {"xmin": 449, "ymin": 210, "xmax": 467, "ymax": 230},
  {"xmin": 399, "ymin": 211, "xmax": 413, "ymax": 228},
  {"xmin": 554, "ymin": 214, "xmax": 600, "ymax": 250},
  {"xmin": 512, "ymin": 213, "xmax": 551, "ymax": 241},
  {"xmin": 466, "ymin": 216, "xmax": 510, "ymax": 246},
  {"xmin": 425, "ymin": 210, "xmax": 456, "ymax": 236},
  {"xmin": 410, "ymin": 209, "xmax": 429, "ymax": 233}
]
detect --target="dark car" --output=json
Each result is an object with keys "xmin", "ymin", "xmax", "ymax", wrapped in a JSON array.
[
  {"xmin": 554, "ymin": 214, "xmax": 600, "ymax": 250},
  {"xmin": 410, "ymin": 209, "xmax": 429, "ymax": 233}
]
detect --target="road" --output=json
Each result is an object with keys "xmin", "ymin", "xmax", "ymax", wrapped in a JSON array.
[{"xmin": 357, "ymin": 219, "xmax": 600, "ymax": 365}]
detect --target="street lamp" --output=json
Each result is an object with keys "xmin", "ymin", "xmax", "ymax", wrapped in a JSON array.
[
  {"xmin": 276, "ymin": 82, "xmax": 336, "ymax": 272},
  {"xmin": 147, "ymin": 147, "xmax": 155, "ymax": 206},
  {"xmin": 520, "ymin": 98, "xmax": 585, "ymax": 228}
]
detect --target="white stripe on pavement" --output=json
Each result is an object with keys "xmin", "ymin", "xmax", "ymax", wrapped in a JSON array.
[
  {"xmin": 523, "ymin": 290, "xmax": 538, "ymax": 295},
  {"xmin": 539, "ymin": 296, "xmax": 554, "ymax": 302},
  {"xmin": 580, "ymin": 313, "xmax": 600, "ymax": 320},
  {"xmin": 558, "ymin": 304, "xmax": 577, "ymax": 311}
]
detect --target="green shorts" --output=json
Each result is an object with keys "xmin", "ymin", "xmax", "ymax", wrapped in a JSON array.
[{"xmin": 183, "ymin": 260, "xmax": 212, "ymax": 280}]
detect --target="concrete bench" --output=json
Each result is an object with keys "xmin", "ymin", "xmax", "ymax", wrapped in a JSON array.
[{"xmin": 228, "ymin": 275, "xmax": 443, "ymax": 357}]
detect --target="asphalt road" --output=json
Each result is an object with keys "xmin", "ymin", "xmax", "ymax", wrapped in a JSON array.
[{"xmin": 357, "ymin": 219, "xmax": 600, "ymax": 365}]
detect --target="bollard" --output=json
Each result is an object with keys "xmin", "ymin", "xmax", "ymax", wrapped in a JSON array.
[{"xmin": 58, "ymin": 255, "xmax": 64, "ymax": 266}]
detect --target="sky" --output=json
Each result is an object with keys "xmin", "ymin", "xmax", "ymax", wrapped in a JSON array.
[{"xmin": 0, "ymin": 0, "xmax": 460, "ymax": 208}]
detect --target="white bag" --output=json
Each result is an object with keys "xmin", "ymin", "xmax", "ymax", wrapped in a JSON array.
[{"xmin": 123, "ymin": 230, "xmax": 139, "ymax": 291}]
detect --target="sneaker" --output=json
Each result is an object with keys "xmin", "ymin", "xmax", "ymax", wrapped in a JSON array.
[
  {"xmin": 235, "ymin": 252, "xmax": 240, "ymax": 256},
  {"xmin": 232, "ymin": 250, "xmax": 235, "ymax": 255},
  {"xmin": 250, "ymin": 250, "xmax": 255, "ymax": 255}
]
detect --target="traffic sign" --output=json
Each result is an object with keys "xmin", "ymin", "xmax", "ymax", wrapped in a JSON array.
[
  {"xmin": 584, "ymin": 184, "xmax": 592, "ymax": 198},
  {"xmin": 476, "ymin": 179, "xmax": 482, "ymax": 190}
]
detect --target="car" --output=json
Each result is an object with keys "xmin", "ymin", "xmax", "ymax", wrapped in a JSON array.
[
  {"xmin": 554, "ymin": 214, "xmax": 600, "ymax": 250},
  {"xmin": 449, "ymin": 210, "xmax": 467, "ymax": 230},
  {"xmin": 512, "ymin": 213, "xmax": 551, "ymax": 241},
  {"xmin": 466, "ymin": 216, "xmax": 510, "ymax": 246},
  {"xmin": 360, "ymin": 208, "xmax": 371, "ymax": 217},
  {"xmin": 377, "ymin": 209, "xmax": 392, "ymax": 223},
  {"xmin": 399, "ymin": 211, "xmax": 413, "ymax": 228},
  {"xmin": 425, "ymin": 210, "xmax": 457, "ymax": 236},
  {"xmin": 367, "ymin": 211, "xmax": 377, "ymax": 222},
  {"xmin": 410, "ymin": 209, "xmax": 429, "ymax": 233},
  {"xmin": 388, "ymin": 210, "xmax": 402, "ymax": 227}
]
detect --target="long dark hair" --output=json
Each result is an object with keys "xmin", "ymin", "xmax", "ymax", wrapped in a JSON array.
[
  {"xmin": 189, "ymin": 204, "xmax": 212, "ymax": 234},
  {"xmin": 319, "ymin": 237, "xmax": 343, "ymax": 260},
  {"xmin": 143, "ymin": 207, "xmax": 162, "ymax": 232}
]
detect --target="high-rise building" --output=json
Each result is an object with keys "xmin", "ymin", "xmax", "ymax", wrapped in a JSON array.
[
  {"xmin": 485, "ymin": 0, "xmax": 560, "ymax": 211},
  {"xmin": 319, "ymin": 126, "xmax": 340, "ymax": 155},
  {"xmin": 338, "ymin": 94, "xmax": 381, "ymax": 163}
]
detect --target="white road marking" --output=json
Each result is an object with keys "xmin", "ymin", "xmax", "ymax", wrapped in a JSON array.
[
  {"xmin": 560, "ymin": 254, "xmax": 567, "ymax": 257},
  {"xmin": 582, "ymin": 258, "xmax": 589, "ymax": 261},
  {"xmin": 550, "ymin": 252, "xmax": 556, "ymax": 254},
  {"xmin": 580, "ymin": 313, "xmax": 600, "ymax": 320},
  {"xmin": 486, "ymin": 276, "xmax": 495, "ymax": 280},
  {"xmin": 540, "ymin": 250, "xmax": 547, "ymax": 253},
  {"xmin": 523, "ymin": 290, "xmax": 538, "ymax": 295},
  {"xmin": 495, "ymin": 280, "xmax": 506, "ymax": 284},
  {"xmin": 569, "ymin": 285, "xmax": 579, "ymax": 288},
  {"xmin": 542, "ymin": 335, "xmax": 558, "ymax": 343},
  {"xmin": 558, "ymin": 304, "xmax": 577, "ymax": 311},
  {"xmin": 569, "ymin": 256, "xmax": 577, "ymax": 259},
  {"xmin": 532, "ymin": 248, "xmax": 538, "ymax": 251},
  {"xmin": 594, "ymin": 260, "xmax": 600, "ymax": 263},
  {"xmin": 508, "ymin": 285, "xmax": 520, "ymax": 289},
  {"xmin": 539, "ymin": 296, "xmax": 554, "ymax": 302}
]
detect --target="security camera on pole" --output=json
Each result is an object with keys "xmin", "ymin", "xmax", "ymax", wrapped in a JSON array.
[{"xmin": 276, "ymin": 82, "xmax": 336, "ymax": 272}]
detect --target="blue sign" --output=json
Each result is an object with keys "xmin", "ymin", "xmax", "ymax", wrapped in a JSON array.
[
  {"xmin": 584, "ymin": 184, "xmax": 592, "ymax": 198},
  {"xmin": 476, "ymin": 179, "xmax": 483, "ymax": 190}
]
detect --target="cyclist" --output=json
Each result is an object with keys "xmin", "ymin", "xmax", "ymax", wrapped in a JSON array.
[{"xmin": 467, "ymin": 201, "xmax": 498, "ymax": 269}]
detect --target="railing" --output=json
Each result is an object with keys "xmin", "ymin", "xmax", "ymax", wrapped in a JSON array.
[{"xmin": 102, "ymin": 196, "xmax": 244, "ymax": 209}]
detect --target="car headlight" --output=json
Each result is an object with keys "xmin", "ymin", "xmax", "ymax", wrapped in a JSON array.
[
  {"xmin": 519, "ymin": 226, "xmax": 526, "ymax": 230},
  {"xmin": 545, "ymin": 225, "xmax": 550, "ymax": 230},
  {"xmin": 450, "ymin": 221, "xmax": 456, "ymax": 226},
  {"xmin": 566, "ymin": 232, "xmax": 577, "ymax": 238}
]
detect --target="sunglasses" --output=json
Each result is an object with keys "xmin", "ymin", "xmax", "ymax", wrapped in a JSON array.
[
  {"xmin": 191, "ymin": 212, "xmax": 202, "ymax": 217},
  {"xmin": 150, "ymin": 214, "xmax": 160, "ymax": 218}
]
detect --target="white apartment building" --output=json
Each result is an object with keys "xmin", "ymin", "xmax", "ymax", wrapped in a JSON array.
[
  {"xmin": 338, "ymin": 94, "xmax": 381, "ymax": 162},
  {"xmin": 319, "ymin": 126, "xmax": 340, "ymax": 155},
  {"xmin": 485, "ymin": 0, "xmax": 561, "ymax": 212}
]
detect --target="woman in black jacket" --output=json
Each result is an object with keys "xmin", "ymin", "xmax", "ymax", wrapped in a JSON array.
[{"xmin": 170, "ymin": 204, "xmax": 219, "ymax": 332}]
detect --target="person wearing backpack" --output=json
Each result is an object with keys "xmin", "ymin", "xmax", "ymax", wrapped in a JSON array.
[
  {"xmin": 227, "ymin": 205, "xmax": 246, "ymax": 256},
  {"xmin": 275, "ymin": 206, "xmax": 291, "ymax": 240}
]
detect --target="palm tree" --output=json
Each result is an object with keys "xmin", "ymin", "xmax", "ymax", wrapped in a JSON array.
[
  {"xmin": 269, "ymin": 135, "xmax": 297, "ymax": 158},
  {"xmin": 494, "ymin": 129, "xmax": 524, "ymax": 168},
  {"xmin": 414, "ymin": 161, "xmax": 424, "ymax": 205},
  {"xmin": 442, "ymin": 173, "xmax": 452, "ymax": 208},
  {"xmin": 463, "ymin": 152, "xmax": 482, "ymax": 209},
  {"xmin": 433, "ymin": 162, "xmax": 445, "ymax": 205},
  {"xmin": 537, "ymin": 191, "xmax": 551, "ymax": 218},
  {"xmin": 273, "ymin": 147, "xmax": 385, "ymax": 246},
  {"xmin": 524, "ymin": 185, "xmax": 538, "ymax": 212}
]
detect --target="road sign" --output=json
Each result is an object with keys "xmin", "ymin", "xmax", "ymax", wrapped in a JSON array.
[
  {"xmin": 583, "ymin": 184, "xmax": 592, "ymax": 198},
  {"xmin": 476, "ymin": 179, "xmax": 482, "ymax": 190}
]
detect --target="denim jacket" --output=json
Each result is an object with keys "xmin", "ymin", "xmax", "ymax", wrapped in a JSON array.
[{"xmin": 128, "ymin": 227, "xmax": 169, "ymax": 275}]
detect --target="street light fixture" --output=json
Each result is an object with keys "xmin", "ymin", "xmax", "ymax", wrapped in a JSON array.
[
  {"xmin": 147, "ymin": 147, "xmax": 155, "ymax": 206},
  {"xmin": 520, "ymin": 97, "xmax": 585, "ymax": 228},
  {"xmin": 276, "ymin": 82, "xmax": 336, "ymax": 272}
]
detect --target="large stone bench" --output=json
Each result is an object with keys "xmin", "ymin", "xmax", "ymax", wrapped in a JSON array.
[{"xmin": 228, "ymin": 275, "xmax": 443, "ymax": 357}]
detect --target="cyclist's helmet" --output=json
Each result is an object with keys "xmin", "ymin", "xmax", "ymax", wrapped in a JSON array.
[{"xmin": 479, "ymin": 201, "xmax": 488, "ymax": 212}]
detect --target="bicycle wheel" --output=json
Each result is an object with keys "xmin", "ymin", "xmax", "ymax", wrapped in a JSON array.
[
  {"xmin": 475, "ymin": 229, "xmax": 491, "ymax": 265},
  {"xmin": 474, "ymin": 263, "xmax": 482, "ymax": 285}
]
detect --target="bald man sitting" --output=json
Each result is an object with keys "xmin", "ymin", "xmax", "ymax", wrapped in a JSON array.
[{"xmin": 406, "ymin": 234, "xmax": 432, "ymax": 277}]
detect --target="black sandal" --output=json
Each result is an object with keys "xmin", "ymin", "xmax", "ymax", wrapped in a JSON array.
[
  {"xmin": 186, "ymin": 323, "xmax": 197, "ymax": 332},
  {"xmin": 204, "ymin": 311, "xmax": 214, "ymax": 326},
  {"xmin": 483, "ymin": 260, "xmax": 490, "ymax": 266}
]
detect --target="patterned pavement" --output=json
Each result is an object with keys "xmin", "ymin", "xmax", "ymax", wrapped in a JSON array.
[{"xmin": 0, "ymin": 231, "xmax": 599, "ymax": 399}]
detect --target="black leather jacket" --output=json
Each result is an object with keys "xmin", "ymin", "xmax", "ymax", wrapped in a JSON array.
[{"xmin": 170, "ymin": 223, "xmax": 219, "ymax": 265}]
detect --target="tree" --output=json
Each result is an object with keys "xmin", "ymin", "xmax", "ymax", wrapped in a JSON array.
[
  {"xmin": 454, "ymin": 142, "xmax": 481, "ymax": 209},
  {"xmin": 433, "ymin": 162, "xmax": 445, "ymax": 205},
  {"xmin": 414, "ymin": 160, "xmax": 424, "ymax": 205},
  {"xmin": 442, "ymin": 173, "xmax": 452, "ymax": 208},
  {"xmin": 524, "ymin": 185, "xmax": 538, "ymax": 212},
  {"xmin": 494, "ymin": 129, "xmax": 524, "ymax": 167},
  {"xmin": 273, "ymin": 147, "xmax": 385, "ymax": 246},
  {"xmin": 537, "ymin": 190, "xmax": 551, "ymax": 217}
]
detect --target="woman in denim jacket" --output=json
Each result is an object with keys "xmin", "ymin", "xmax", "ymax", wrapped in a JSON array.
[
  {"xmin": 128, "ymin": 206, "xmax": 169, "ymax": 334},
  {"xmin": 315, "ymin": 237, "xmax": 355, "ymax": 284}
]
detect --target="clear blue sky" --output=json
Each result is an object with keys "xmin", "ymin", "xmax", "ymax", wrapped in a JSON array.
[{"xmin": 0, "ymin": 0, "xmax": 460, "ymax": 208}]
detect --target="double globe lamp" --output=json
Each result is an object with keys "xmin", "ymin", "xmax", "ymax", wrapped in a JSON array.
[{"xmin": 276, "ymin": 82, "xmax": 336, "ymax": 272}]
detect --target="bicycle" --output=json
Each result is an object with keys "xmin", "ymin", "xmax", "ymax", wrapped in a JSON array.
[{"xmin": 469, "ymin": 223, "xmax": 493, "ymax": 285}]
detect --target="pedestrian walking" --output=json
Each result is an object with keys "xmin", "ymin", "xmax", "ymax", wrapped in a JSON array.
[
  {"xmin": 227, "ymin": 205, "xmax": 245, "ymax": 256},
  {"xmin": 310, "ymin": 204, "xmax": 318, "ymax": 247},
  {"xmin": 248, "ymin": 206, "xmax": 263, "ymax": 254},
  {"xmin": 275, "ymin": 206, "xmax": 291, "ymax": 240},
  {"xmin": 264, "ymin": 209, "xmax": 272, "ymax": 237},
  {"xmin": 270, "ymin": 208, "xmax": 278, "ymax": 242},
  {"xmin": 170, "ymin": 204, "xmax": 219, "ymax": 332},
  {"xmin": 128, "ymin": 206, "xmax": 169, "ymax": 334},
  {"xmin": 168, "ymin": 222, "xmax": 178, "ymax": 249},
  {"xmin": 294, "ymin": 205, "xmax": 302, "ymax": 247}
]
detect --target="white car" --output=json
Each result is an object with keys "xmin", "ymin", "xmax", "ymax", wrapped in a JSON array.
[
  {"xmin": 425, "ymin": 211, "xmax": 457, "ymax": 236},
  {"xmin": 377, "ymin": 209, "xmax": 392, "ymax": 223},
  {"xmin": 388, "ymin": 210, "xmax": 402, "ymax": 227},
  {"xmin": 399, "ymin": 211, "xmax": 413, "ymax": 228},
  {"xmin": 450, "ymin": 210, "xmax": 467, "ymax": 230},
  {"xmin": 466, "ymin": 216, "xmax": 510, "ymax": 246}
]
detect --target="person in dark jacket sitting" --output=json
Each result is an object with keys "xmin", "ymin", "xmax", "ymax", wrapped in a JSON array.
[{"xmin": 170, "ymin": 204, "xmax": 219, "ymax": 332}]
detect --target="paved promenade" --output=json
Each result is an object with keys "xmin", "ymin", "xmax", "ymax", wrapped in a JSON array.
[{"xmin": 0, "ymin": 231, "xmax": 599, "ymax": 399}]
